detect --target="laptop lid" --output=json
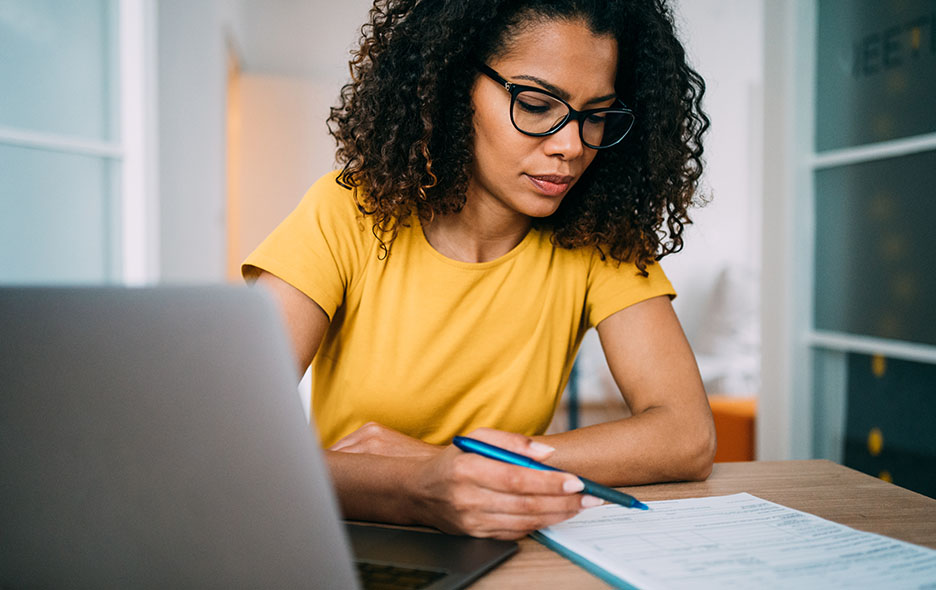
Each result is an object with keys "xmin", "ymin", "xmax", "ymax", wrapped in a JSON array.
[
  {"xmin": 0, "ymin": 285, "xmax": 359, "ymax": 588},
  {"xmin": 0, "ymin": 285, "xmax": 518, "ymax": 590}
]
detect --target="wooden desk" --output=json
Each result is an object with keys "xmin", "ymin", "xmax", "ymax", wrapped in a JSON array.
[{"xmin": 472, "ymin": 460, "xmax": 936, "ymax": 589}]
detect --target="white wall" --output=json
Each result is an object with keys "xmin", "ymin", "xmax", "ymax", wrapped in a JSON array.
[
  {"xmin": 232, "ymin": 74, "xmax": 337, "ymax": 268},
  {"xmin": 578, "ymin": 0, "xmax": 765, "ymax": 402},
  {"xmin": 237, "ymin": 0, "xmax": 370, "ymax": 84},
  {"xmin": 157, "ymin": 0, "xmax": 247, "ymax": 283},
  {"xmin": 157, "ymin": 0, "xmax": 370, "ymax": 283},
  {"xmin": 227, "ymin": 1, "xmax": 373, "ymax": 268},
  {"xmin": 668, "ymin": 0, "xmax": 764, "ymax": 395}
]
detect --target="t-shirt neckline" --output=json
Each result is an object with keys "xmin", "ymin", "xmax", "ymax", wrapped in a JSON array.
[{"xmin": 413, "ymin": 214, "xmax": 538, "ymax": 270}]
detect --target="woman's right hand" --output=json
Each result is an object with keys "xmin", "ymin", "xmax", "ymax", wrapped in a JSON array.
[{"xmin": 409, "ymin": 428, "xmax": 601, "ymax": 540}]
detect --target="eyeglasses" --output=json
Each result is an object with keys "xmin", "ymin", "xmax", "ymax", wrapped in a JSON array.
[{"xmin": 477, "ymin": 63, "xmax": 635, "ymax": 150}]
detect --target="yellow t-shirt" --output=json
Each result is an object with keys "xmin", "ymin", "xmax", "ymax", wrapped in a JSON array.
[{"xmin": 243, "ymin": 171, "xmax": 675, "ymax": 447}]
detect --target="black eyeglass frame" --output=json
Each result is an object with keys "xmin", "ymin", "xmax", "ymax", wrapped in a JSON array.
[{"xmin": 477, "ymin": 63, "xmax": 635, "ymax": 150}]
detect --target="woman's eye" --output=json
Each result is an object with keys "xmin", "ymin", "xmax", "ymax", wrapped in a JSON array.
[
  {"xmin": 516, "ymin": 98, "xmax": 551, "ymax": 114},
  {"xmin": 586, "ymin": 113, "xmax": 608, "ymax": 125}
]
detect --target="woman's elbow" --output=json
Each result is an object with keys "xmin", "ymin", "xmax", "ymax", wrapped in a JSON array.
[{"xmin": 682, "ymin": 420, "xmax": 716, "ymax": 481}]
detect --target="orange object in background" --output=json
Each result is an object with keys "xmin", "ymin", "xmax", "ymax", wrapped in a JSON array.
[{"xmin": 708, "ymin": 395, "xmax": 757, "ymax": 462}]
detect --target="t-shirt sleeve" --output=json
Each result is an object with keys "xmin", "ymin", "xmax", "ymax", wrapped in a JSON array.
[
  {"xmin": 241, "ymin": 171, "xmax": 368, "ymax": 319},
  {"xmin": 585, "ymin": 252, "xmax": 676, "ymax": 328}
]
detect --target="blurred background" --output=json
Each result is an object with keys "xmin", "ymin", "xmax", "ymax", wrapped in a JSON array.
[{"xmin": 1, "ymin": 0, "xmax": 933, "ymax": 496}]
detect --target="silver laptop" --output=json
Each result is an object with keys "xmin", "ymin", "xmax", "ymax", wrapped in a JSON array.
[{"xmin": 0, "ymin": 286, "xmax": 516, "ymax": 589}]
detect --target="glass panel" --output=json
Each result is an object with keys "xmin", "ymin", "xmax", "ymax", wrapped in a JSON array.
[
  {"xmin": 814, "ymin": 150, "xmax": 936, "ymax": 346},
  {"xmin": 815, "ymin": 0, "xmax": 936, "ymax": 151},
  {"xmin": 0, "ymin": 144, "xmax": 114, "ymax": 284},
  {"xmin": 842, "ymin": 352, "xmax": 936, "ymax": 498},
  {"xmin": 0, "ymin": 0, "xmax": 115, "ymax": 140}
]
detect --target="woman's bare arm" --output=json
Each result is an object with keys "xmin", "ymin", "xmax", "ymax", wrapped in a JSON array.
[
  {"xmin": 535, "ymin": 295, "xmax": 716, "ymax": 485},
  {"xmin": 254, "ymin": 271, "xmax": 329, "ymax": 378}
]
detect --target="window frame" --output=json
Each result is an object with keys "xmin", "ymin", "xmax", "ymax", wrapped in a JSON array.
[{"xmin": 0, "ymin": 0, "xmax": 158, "ymax": 285}]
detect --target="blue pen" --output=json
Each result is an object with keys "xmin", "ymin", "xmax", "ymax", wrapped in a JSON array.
[{"xmin": 452, "ymin": 436, "xmax": 649, "ymax": 510}]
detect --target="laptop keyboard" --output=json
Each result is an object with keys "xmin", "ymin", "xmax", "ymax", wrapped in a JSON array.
[{"xmin": 355, "ymin": 561, "xmax": 448, "ymax": 590}]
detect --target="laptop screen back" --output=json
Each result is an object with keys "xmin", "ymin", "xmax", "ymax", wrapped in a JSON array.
[{"xmin": 0, "ymin": 286, "xmax": 359, "ymax": 589}]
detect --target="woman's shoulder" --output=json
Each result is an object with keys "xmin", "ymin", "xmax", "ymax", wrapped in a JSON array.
[
  {"xmin": 291, "ymin": 170, "xmax": 372, "ymax": 231},
  {"xmin": 300, "ymin": 170, "xmax": 356, "ymax": 209},
  {"xmin": 538, "ymin": 234, "xmax": 670, "ymax": 285}
]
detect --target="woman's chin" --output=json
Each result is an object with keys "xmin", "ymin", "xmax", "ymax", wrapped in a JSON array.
[
  {"xmin": 521, "ymin": 200, "xmax": 564, "ymax": 219},
  {"xmin": 507, "ymin": 189, "xmax": 564, "ymax": 218}
]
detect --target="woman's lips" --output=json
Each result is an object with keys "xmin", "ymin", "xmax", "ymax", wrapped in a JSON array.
[{"xmin": 526, "ymin": 174, "xmax": 574, "ymax": 196}]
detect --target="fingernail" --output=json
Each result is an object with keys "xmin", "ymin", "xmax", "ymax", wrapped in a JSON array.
[
  {"xmin": 529, "ymin": 441, "xmax": 555, "ymax": 454},
  {"xmin": 563, "ymin": 478, "xmax": 585, "ymax": 493},
  {"xmin": 581, "ymin": 495, "xmax": 604, "ymax": 508}
]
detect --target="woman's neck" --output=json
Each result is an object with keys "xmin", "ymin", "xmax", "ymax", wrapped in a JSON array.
[{"xmin": 421, "ymin": 197, "xmax": 532, "ymax": 263}]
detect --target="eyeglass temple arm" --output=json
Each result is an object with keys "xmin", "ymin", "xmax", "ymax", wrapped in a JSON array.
[{"xmin": 476, "ymin": 62, "xmax": 513, "ymax": 92}]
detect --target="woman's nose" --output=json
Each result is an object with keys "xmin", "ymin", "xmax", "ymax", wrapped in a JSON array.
[{"xmin": 542, "ymin": 119, "xmax": 586, "ymax": 160}]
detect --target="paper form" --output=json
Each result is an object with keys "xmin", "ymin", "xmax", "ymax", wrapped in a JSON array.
[{"xmin": 534, "ymin": 493, "xmax": 936, "ymax": 589}]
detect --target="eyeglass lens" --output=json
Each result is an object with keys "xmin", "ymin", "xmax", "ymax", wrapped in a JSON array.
[{"xmin": 512, "ymin": 89, "xmax": 633, "ymax": 148}]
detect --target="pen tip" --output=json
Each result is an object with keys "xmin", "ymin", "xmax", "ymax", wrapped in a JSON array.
[{"xmin": 634, "ymin": 501, "xmax": 649, "ymax": 510}]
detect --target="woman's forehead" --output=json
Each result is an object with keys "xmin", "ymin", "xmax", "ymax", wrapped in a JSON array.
[
  {"xmin": 491, "ymin": 20, "xmax": 619, "ymax": 97},
  {"xmin": 495, "ymin": 18, "xmax": 617, "ymax": 63}
]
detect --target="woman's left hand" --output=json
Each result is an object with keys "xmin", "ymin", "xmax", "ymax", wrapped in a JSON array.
[{"xmin": 329, "ymin": 421, "xmax": 442, "ymax": 459}]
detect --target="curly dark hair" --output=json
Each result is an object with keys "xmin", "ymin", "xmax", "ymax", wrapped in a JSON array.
[{"xmin": 327, "ymin": 0, "xmax": 709, "ymax": 274}]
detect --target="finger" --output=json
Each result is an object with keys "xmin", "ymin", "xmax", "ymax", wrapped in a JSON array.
[
  {"xmin": 473, "ymin": 486, "xmax": 594, "ymax": 516},
  {"xmin": 466, "ymin": 427, "xmax": 556, "ymax": 461},
  {"xmin": 454, "ymin": 453, "xmax": 584, "ymax": 496},
  {"xmin": 463, "ymin": 509, "xmax": 583, "ymax": 540}
]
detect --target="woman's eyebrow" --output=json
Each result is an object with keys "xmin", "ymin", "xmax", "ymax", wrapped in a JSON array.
[{"xmin": 513, "ymin": 74, "xmax": 617, "ymax": 105}]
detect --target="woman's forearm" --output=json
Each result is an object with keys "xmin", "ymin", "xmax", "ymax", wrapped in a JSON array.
[
  {"xmin": 536, "ymin": 407, "xmax": 716, "ymax": 486},
  {"xmin": 326, "ymin": 406, "xmax": 716, "ymax": 526},
  {"xmin": 324, "ymin": 427, "xmax": 589, "ymax": 539},
  {"xmin": 325, "ymin": 451, "xmax": 427, "ymax": 524}
]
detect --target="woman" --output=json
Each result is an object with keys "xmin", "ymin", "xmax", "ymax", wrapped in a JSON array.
[{"xmin": 244, "ymin": 0, "xmax": 715, "ymax": 540}]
